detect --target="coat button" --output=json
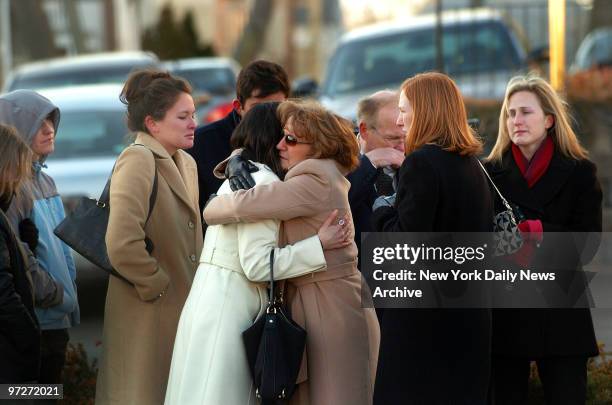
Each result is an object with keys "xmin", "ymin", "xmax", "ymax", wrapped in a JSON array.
[
  {"xmin": 190, "ymin": 254, "xmax": 196, "ymax": 262},
  {"xmin": 188, "ymin": 221, "xmax": 195, "ymax": 229}
]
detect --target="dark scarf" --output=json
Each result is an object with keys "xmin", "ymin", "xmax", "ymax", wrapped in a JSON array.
[{"xmin": 511, "ymin": 135, "xmax": 554, "ymax": 188}]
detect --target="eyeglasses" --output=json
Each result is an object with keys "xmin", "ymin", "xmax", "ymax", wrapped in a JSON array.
[
  {"xmin": 284, "ymin": 134, "xmax": 312, "ymax": 146},
  {"xmin": 371, "ymin": 127, "xmax": 405, "ymax": 147}
]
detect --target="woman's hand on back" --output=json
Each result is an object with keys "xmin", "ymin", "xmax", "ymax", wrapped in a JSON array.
[{"xmin": 318, "ymin": 209, "xmax": 352, "ymax": 250}]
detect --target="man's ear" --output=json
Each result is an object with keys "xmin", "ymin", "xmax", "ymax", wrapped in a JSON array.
[
  {"xmin": 144, "ymin": 115, "xmax": 157, "ymax": 134},
  {"xmin": 359, "ymin": 122, "xmax": 369, "ymax": 141},
  {"xmin": 232, "ymin": 99, "xmax": 243, "ymax": 116}
]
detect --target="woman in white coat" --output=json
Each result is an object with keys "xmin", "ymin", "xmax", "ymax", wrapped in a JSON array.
[{"xmin": 165, "ymin": 103, "xmax": 351, "ymax": 405}]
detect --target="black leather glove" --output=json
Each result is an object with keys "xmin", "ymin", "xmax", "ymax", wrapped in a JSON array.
[
  {"xmin": 19, "ymin": 218, "xmax": 39, "ymax": 253},
  {"xmin": 225, "ymin": 154, "xmax": 258, "ymax": 191}
]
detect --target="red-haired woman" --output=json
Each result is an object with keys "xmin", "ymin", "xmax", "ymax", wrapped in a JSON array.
[{"xmin": 371, "ymin": 72, "xmax": 494, "ymax": 404}]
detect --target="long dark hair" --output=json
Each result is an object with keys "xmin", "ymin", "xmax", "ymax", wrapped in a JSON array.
[{"xmin": 230, "ymin": 102, "xmax": 284, "ymax": 179}]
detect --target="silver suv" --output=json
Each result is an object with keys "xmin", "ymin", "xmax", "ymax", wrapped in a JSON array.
[
  {"xmin": 3, "ymin": 51, "xmax": 160, "ymax": 93},
  {"xmin": 312, "ymin": 8, "xmax": 527, "ymax": 120}
]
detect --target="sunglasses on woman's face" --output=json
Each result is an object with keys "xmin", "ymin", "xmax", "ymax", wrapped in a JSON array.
[{"xmin": 284, "ymin": 134, "xmax": 312, "ymax": 146}]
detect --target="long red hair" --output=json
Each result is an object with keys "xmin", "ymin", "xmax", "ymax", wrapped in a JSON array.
[{"xmin": 402, "ymin": 72, "xmax": 482, "ymax": 156}]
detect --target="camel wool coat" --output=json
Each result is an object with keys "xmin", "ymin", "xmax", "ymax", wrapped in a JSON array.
[
  {"xmin": 204, "ymin": 158, "xmax": 380, "ymax": 405},
  {"xmin": 96, "ymin": 133, "xmax": 203, "ymax": 405}
]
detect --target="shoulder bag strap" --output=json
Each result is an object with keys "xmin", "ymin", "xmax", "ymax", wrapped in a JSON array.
[
  {"xmin": 131, "ymin": 143, "xmax": 158, "ymax": 224},
  {"xmin": 476, "ymin": 159, "xmax": 514, "ymax": 213},
  {"xmin": 97, "ymin": 168, "xmax": 113, "ymax": 207},
  {"xmin": 267, "ymin": 249, "xmax": 277, "ymax": 312}
]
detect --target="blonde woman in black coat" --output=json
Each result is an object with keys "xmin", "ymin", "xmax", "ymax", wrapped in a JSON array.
[
  {"xmin": 485, "ymin": 75, "xmax": 602, "ymax": 405},
  {"xmin": 0, "ymin": 124, "xmax": 40, "ymax": 383},
  {"xmin": 371, "ymin": 72, "xmax": 494, "ymax": 405}
]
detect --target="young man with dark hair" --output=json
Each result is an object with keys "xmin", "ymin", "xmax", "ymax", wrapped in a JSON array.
[{"xmin": 187, "ymin": 59, "xmax": 289, "ymax": 219}]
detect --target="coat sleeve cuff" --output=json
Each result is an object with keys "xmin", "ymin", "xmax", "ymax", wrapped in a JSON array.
[{"xmin": 133, "ymin": 268, "xmax": 170, "ymax": 301}]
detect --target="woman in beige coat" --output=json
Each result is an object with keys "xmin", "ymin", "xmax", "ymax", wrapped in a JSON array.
[
  {"xmin": 165, "ymin": 102, "xmax": 351, "ymax": 405},
  {"xmin": 204, "ymin": 100, "xmax": 380, "ymax": 405},
  {"xmin": 95, "ymin": 70, "xmax": 203, "ymax": 405}
]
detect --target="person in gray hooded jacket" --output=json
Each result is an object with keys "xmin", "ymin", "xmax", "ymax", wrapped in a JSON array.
[{"xmin": 0, "ymin": 90, "xmax": 79, "ymax": 387}]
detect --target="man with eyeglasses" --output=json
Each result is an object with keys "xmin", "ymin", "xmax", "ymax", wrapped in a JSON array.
[{"xmin": 347, "ymin": 90, "xmax": 405, "ymax": 270}]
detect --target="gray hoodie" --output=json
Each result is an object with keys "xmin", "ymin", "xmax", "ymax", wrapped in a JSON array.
[
  {"xmin": 0, "ymin": 90, "xmax": 79, "ymax": 329},
  {"xmin": 0, "ymin": 90, "xmax": 60, "ymax": 163}
]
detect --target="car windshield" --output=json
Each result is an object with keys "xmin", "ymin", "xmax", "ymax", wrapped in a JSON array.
[
  {"xmin": 9, "ymin": 64, "xmax": 155, "ymax": 91},
  {"xmin": 172, "ymin": 67, "xmax": 235, "ymax": 94},
  {"xmin": 46, "ymin": 109, "xmax": 130, "ymax": 160},
  {"xmin": 576, "ymin": 31, "xmax": 612, "ymax": 69},
  {"xmin": 322, "ymin": 21, "xmax": 522, "ymax": 96}
]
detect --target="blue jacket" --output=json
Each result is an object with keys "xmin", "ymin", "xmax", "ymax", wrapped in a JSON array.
[{"xmin": 0, "ymin": 90, "xmax": 79, "ymax": 330}]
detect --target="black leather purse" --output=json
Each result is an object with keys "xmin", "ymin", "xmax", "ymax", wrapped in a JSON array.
[
  {"xmin": 54, "ymin": 144, "xmax": 157, "ymax": 284},
  {"xmin": 242, "ymin": 249, "xmax": 307, "ymax": 404},
  {"xmin": 477, "ymin": 160, "xmax": 524, "ymax": 256}
]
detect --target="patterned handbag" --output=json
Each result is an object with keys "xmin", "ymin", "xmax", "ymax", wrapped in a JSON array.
[{"xmin": 477, "ymin": 160, "xmax": 524, "ymax": 256}]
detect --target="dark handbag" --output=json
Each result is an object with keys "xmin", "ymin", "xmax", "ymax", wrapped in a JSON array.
[
  {"xmin": 54, "ymin": 144, "xmax": 158, "ymax": 284},
  {"xmin": 477, "ymin": 160, "xmax": 524, "ymax": 256},
  {"xmin": 242, "ymin": 250, "xmax": 307, "ymax": 403}
]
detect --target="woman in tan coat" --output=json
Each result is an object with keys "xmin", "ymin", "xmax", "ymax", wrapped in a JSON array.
[
  {"xmin": 204, "ymin": 100, "xmax": 380, "ymax": 405},
  {"xmin": 95, "ymin": 70, "xmax": 203, "ymax": 405}
]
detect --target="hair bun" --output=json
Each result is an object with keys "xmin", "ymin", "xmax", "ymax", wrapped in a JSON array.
[
  {"xmin": 119, "ymin": 68, "xmax": 192, "ymax": 133},
  {"xmin": 119, "ymin": 70, "xmax": 172, "ymax": 105}
]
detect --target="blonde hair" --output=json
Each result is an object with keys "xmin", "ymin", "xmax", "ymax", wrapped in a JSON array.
[
  {"xmin": 0, "ymin": 125, "xmax": 32, "ymax": 198},
  {"xmin": 401, "ymin": 72, "xmax": 482, "ymax": 156},
  {"xmin": 487, "ymin": 74, "xmax": 588, "ymax": 162},
  {"xmin": 278, "ymin": 100, "xmax": 360, "ymax": 172}
]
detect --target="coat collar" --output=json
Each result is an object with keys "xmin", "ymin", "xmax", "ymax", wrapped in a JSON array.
[
  {"xmin": 134, "ymin": 133, "xmax": 197, "ymax": 216},
  {"xmin": 491, "ymin": 147, "xmax": 575, "ymax": 213}
]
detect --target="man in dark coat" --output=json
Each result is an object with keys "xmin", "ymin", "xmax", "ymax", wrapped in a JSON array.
[
  {"xmin": 347, "ymin": 90, "xmax": 405, "ymax": 269},
  {"xmin": 187, "ymin": 60, "xmax": 289, "ymax": 224}
]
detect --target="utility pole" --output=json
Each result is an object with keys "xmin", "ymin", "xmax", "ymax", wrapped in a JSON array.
[
  {"xmin": 310, "ymin": 0, "xmax": 322, "ymax": 79},
  {"xmin": 548, "ymin": 0, "xmax": 566, "ymax": 91},
  {"xmin": 65, "ymin": 0, "xmax": 85, "ymax": 53},
  {"xmin": 285, "ymin": 0, "xmax": 295, "ymax": 78},
  {"xmin": 105, "ymin": 0, "xmax": 116, "ymax": 50},
  {"xmin": 434, "ymin": 0, "xmax": 444, "ymax": 73},
  {"xmin": 0, "ymin": 0, "xmax": 12, "ymax": 85}
]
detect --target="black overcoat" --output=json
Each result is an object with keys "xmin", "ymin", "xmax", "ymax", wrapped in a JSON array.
[
  {"xmin": 0, "ymin": 210, "xmax": 40, "ymax": 382},
  {"xmin": 371, "ymin": 144, "xmax": 494, "ymax": 404},
  {"xmin": 485, "ymin": 148, "xmax": 602, "ymax": 358},
  {"xmin": 347, "ymin": 154, "xmax": 378, "ymax": 267}
]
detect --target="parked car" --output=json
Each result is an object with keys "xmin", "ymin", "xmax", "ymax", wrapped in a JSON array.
[
  {"xmin": 37, "ymin": 84, "xmax": 129, "ymax": 212},
  {"xmin": 3, "ymin": 51, "xmax": 160, "ymax": 93},
  {"xmin": 295, "ymin": 8, "xmax": 527, "ymax": 121},
  {"xmin": 163, "ymin": 57, "xmax": 240, "ymax": 124},
  {"xmin": 571, "ymin": 27, "xmax": 612, "ymax": 73}
]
